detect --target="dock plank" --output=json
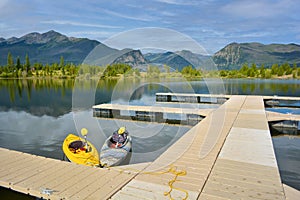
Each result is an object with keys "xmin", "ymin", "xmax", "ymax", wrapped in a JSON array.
[
  {"xmin": 199, "ymin": 96, "xmax": 285, "ymax": 200},
  {"xmin": 110, "ymin": 96, "xmax": 247, "ymax": 199},
  {"xmin": 0, "ymin": 148, "xmax": 134, "ymax": 199}
]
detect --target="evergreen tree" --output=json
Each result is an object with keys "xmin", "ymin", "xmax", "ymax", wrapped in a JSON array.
[
  {"xmin": 277, "ymin": 65, "xmax": 284, "ymax": 76},
  {"xmin": 265, "ymin": 70, "xmax": 272, "ymax": 79},
  {"xmin": 251, "ymin": 63, "xmax": 257, "ymax": 77},
  {"xmin": 7, "ymin": 52, "xmax": 14, "ymax": 69},
  {"xmin": 59, "ymin": 56, "xmax": 64, "ymax": 68},
  {"xmin": 25, "ymin": 54, "xmax": 30, "ymax": 72},
  {"xmin": 284, "ymin": 63, "xmax": 292, "ymax": 75},
  {"xmin": 293, "ymin": 62, "xmax": 297, "ymax": 70},
  {"xmin": 251, "ymin": 63, "xmax": 257, "ymax": 71},
  {"xmin": 16, "ymin": 57, "xmax": 22, "ymax": 70},
  {"xmin": 240, "ymin": 63, "xmax": 249, "ymax": 76},
  {"xmin": 219, "ymin": 70, "xmax": 228, "ymax": 77},
  {"xmin": 271, "ymin": 64, "xmax": 278, "ymax": 75}
]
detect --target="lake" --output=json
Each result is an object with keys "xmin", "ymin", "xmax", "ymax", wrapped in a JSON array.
[{"xmin": 0, "ymin": 77, "xmax": 300, "ymax": 198}]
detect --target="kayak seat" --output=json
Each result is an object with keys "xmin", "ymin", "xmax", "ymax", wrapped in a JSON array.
[
  {"xmin": 110, "ymin": 137, "xmax": 115, "ymax": 143},
  {"xmin": 69, "ymin": 140, "xmax": 84, "ymax": 150}
]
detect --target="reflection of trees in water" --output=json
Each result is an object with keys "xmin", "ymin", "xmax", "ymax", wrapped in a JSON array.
[
  {"xmin": 1, "ymin": 78, "xmax": 299, "ymax": 117},
  {"xmin": 250, "ymin": 82, "xmax": 256, "ymax": 93},
  {"xmin": 0, "ymin": 79, "xmax": 76, "ymax": 102},
  {"xmin": 240, "ymin": 83, "xmax": 249, "ymax": 94},
  {"xmin": 0, "ymin": 79, "xmax": 76, "ymax": 117},
  {"xmin": 8, "ymin": 83, "xmax": 15, "ymax": 103},
  {"xmin": 223, "ymin": 80, "xmax": 300, "ymax": 96},
  {"xmin": 259, "ymin": 83, "xmax": 265, "ymax": 92}
]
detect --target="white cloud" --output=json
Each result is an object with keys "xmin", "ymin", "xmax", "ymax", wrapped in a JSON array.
[
  {"xmin": 155, "ymin": 0, "xmax": 198, "ymax": 6},
  {"xmin": 41, "ymin": 20, "xmax": 122, "ymax": 29},
  {"xmin": 221, "ymin": 0, "xmax": 297, "ymax": 18},
  {"xmin": 101, "ymin": 8, "xmax": 156, "ymax": 22},
  {"xmin": 236, "ymin": 32, "xmax": 271, "ymax": 38},
  {"xmin": 68, "ymin": 31, "xmax": 118, "ymax": 41}
]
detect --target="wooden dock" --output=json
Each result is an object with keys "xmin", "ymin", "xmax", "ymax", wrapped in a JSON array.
[
  {"xmin": 156, "ymin": 92, "xmax": 300, "ymax": 108},
  {"xmin": 1, "ymin": 94, "xmax": 299, "ymax": 199},
  {"xmin": 267, "ymin": 111, "xmax": 300, "ymax": 122},
  {"xmin": 0, "ymin": 148, "xmax": 150, "ymax": 199},
  {"xmin": 156, "ymin": 93, "xmax": 231, "ymax": 104},
  {"xmin": 93, "ymin": 103, "xmax": 213, "ymax": 125},
  {"xmin": 110, "ymin": 96, "xmax": 286, "ymax": 200}
]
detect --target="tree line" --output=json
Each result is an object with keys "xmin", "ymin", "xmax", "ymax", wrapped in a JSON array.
[
  {"xmin": 1, "ymin": 52, "xmax": 299, "ymax": 79},
  {"xmin": 0, "ymin": 52, "xmax": 136, "ymax": 79},
  {"xmin": 218, "ymin": 62, "xmax": 300, "ymax": 79},
  {"xmin": 1, "ymin": 53, "xmax": 79, "ymax": 78}
]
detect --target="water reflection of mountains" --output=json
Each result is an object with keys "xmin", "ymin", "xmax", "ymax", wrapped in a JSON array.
[
  {"xmin": 0, "ymin": 79, "xmax": 117, "ymax": 117},
  {"xmin": 0, "ymin": 78, "xmax": 171, "ymax": 117}
]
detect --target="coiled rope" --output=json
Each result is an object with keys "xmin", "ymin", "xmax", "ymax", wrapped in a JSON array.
[{"xmin": 102, "ymin": 164, "xmax": 189, "ymax": 200}]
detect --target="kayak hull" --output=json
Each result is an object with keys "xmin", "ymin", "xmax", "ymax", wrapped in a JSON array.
[
  {"xmin": 100, "ymin": 136, "xmax": 132, "ymax": 167},
  {"xmin": 62, "ymin": 134, "xmax": 100, "ymax": 167}
]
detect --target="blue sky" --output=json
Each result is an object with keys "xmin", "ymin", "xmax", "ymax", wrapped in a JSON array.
[{"xmin": 0, "ymin": 0, "xmax": 299, "ymax": 53}]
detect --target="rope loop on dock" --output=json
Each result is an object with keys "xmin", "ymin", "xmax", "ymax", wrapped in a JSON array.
[
  {"xmin": 161, "ymin": 165, "xmax": 188, "ymax": 200},
  {"xmin": 109, "ymin": 164, "xmax": 189, "ymax": 200}
]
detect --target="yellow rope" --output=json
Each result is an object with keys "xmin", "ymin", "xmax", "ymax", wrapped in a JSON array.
[
  {"xmin": 104, "ymin": 164, "xmax": 189, "ymax": 200},
  {"xmin": 161, "ymin": 166, "xmax": 188, "ymax": 200}
]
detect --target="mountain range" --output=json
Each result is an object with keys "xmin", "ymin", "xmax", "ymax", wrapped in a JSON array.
[
  {"xmin": 1, "ymin": 30, "xmax": 299, "ymax": 70},
  {"xmin": 0, "ymin": 30, "xmax": 100, "ymax": 65},
  {"xmin": 213, "ymin": 42, "xmax": 300, "ymax": 69}
]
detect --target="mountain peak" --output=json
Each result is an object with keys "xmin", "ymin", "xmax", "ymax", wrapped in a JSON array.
[
  {"xmin": 213, "ymin": 42, "xmax": 300, "ymax": 69},
  {"xmin": 112, "ymin": 49, "xmax": 147, "ymax": 66},
  {"xmin": 42, "ymin": 30, "xmax": 65, "ymax": 38},
  {"xmin": 0, "ymin": 30, "xmax": 101, "ymax": 65}
]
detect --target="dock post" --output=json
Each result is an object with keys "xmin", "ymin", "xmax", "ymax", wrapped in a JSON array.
[
  {"xmin": 167, "ymin": 95, "xmax": 171, "ymax": 102},
  {"xmin": 155, "ymin": 112, "xmax": 164, "ymax": 123},
  {"xmin": 112, "ymin": 109, "xmax": 121, "ymax": 118}
]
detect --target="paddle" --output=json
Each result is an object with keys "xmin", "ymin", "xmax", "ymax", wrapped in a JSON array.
[{"xmin": 81, "ymin": 128, "xmax": 89, "ymax": 152}]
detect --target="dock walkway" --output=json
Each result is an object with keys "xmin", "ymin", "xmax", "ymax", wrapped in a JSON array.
[
  {"xmin": 0, "ymin": 148, "xmax": 150, "ymax": 199},
  {"xmin": 110, "ymin": 96, "xmax": 285, "ymax": 200}
]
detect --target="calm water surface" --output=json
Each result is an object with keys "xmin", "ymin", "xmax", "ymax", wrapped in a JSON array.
[{"xmin": 0, "ymin": 78, "xmax": 299, "ymax": 196}]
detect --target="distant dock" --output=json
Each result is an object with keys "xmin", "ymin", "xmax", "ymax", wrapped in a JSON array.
[
  {"xmin": 156, "ymin": 93, "xmax": 230, "ymax": 104},
  {"xmin": 93, "ymin": 103, "xmax": 214, "ymax": 125}
]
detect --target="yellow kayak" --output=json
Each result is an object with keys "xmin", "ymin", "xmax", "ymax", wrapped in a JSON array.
[{"xmin": 62, "ymin": 134, "xmax": 100, "ymax": 167}]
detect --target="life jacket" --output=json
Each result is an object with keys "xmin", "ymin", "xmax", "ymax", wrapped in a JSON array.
[{"xmin": 112, "ymin": 131, "xmax": 127, "ymax": 143}]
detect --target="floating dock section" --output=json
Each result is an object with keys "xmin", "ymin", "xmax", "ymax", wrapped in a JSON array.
[
  {"xmin": 263, "ymin": 95, "xmax": 300, "ymax": 108},
  {"xmin": 93, "ymin": 104, "xmax": 213, "ymax": 125},
  {"xmin": 156, "ymin": 93, "xmax": 230, "ymax": 104}
]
